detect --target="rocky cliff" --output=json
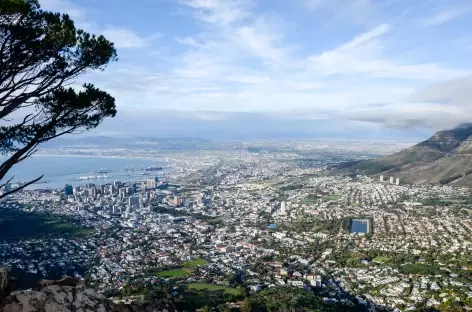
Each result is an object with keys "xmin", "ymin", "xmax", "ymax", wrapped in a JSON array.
[{"xmin": 0, "ymin": 270, "xmax": 175, "ymax": 312}]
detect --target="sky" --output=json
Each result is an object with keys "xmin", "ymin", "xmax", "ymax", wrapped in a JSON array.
[{"xmin": 38, "ymin": 0, "xmax": 472, "ymax": 139}]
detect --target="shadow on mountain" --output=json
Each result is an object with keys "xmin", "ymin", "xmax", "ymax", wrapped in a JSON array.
[{"xmin": 334, "ymin": 124, "xmax": 472, "ymax": 186}]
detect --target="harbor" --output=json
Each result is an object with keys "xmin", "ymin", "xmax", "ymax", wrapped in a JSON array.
[{"xmin": 5, "ymin": 156, "xmax": 167, "ymax": 190}]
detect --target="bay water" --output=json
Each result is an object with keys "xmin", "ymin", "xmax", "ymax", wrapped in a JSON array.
[{"xmin": 0, "ymin": 155, "xmax": 165, "ymax": 190}]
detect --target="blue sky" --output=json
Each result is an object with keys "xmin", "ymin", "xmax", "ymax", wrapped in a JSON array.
[{"xmin": 39, "ymin": 0, "xmax": 472, "ymax": 138}]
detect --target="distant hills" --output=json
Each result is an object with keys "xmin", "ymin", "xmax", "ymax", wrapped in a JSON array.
[
  {"xmin": 41, "ymin": 136, "xmax": 215, "ymax": 150},
  {"xmin": 336, "ymin": 124, "xmax": 472, "ymax": 186}
]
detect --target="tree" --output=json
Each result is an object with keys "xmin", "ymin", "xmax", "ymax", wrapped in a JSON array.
[
  {"xmin": 0, "ymin": 0, "xmax": 117, "ymax": 197},
  {"xmin": 239, "ymin": 298, "xmax": 252, "ymax": 312}
]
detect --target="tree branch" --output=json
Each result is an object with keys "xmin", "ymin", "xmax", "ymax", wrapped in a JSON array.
[
  {"xmin": 0, "ymin": 175, "xmax": 15, "ymax": 189},
  {"xmin": 0, "ymin": 174, "xmax": 44, "ymax": 198}
]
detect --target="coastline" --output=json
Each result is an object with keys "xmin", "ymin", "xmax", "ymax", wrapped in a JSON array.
[{"xmin": 34, "ymin": 153, "xmax": 163, "ymax": 162}]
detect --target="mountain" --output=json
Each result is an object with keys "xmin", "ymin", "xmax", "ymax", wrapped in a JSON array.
[
  {"xmin": 337, "ymin": 124, "xmax": 472, "ymax": 186},
  {"xmin": 41, "ymin": 136, "xmax": 215, "ymax": 150}
]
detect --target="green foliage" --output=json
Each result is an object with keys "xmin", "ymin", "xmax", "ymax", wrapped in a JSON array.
[
  {"xmin": 248, "ymin": 287, "xmax": 368, "ymax": 312},
  {"xmin": 400, "ymin": 263, "xmax": 442, "ymax": 275},
  {"xmin": 0, "ymin": 0, "xmax": 117, "ymax": 196},
  {"xmin": 0, "ymin": 206, "xmax": 94, "ymax": 240},
  {"xmin": 157, "ymin": 268, "xmax": 191, "ymax": 278},
  {"xmin": 187, "ymin": 283, "xmax": 242, "ymax": 296}
]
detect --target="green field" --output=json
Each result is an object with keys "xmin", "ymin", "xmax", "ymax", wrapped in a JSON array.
[
  {"xmin": 326, "ymin": 195, "xmax": 342, "ymax": 201},
  {"xmin": 183, "ymin": 259, "xmax": 208, "ymax": 268},
  {"xmin": 150, "ymin": 259, "xmax": 208, "ymax": 278},
  {"xmin": 300, "ymin": 194, "xmax": 317, "ymax": 204},
  {"xmin": 0, "ymin": 208, "xmax": 94, "ymax": 240},
  {"xmin": 158, "ymin": 268, "xmax": 191, "ymax": 278},
  {"xmin": 373, "ymin": 256, "xmax": 390, "ymax": 263},
  {"xmin": 187, "ymin": 283, "xmax": 242, "ymax": 296}
]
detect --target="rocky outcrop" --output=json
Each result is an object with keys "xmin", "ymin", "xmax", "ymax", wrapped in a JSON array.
[
  {"xmin": 0, "ymin": 275, "xmax": 176, "ymax": 312},
  {"xmin": 0, "ymin": 268, "xmax": 18, "ymax": 303},
  {"xmin": 37, "ymin": 277, "xmax": 80, "ymax": 289}
]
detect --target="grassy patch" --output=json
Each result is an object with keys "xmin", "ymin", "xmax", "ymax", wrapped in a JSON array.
[
  {"xmin": 299, "ymin": 194, "xmax": 318, "ymax": 205},
  {"xmin": 373, "ymin": 256, "xmax": 391, "ymax": 263},
  {"xmin": 158, "ymin": 268, "xmax": 191, "ymax": 278},
  {"xmin": 326, "ymin": 195, "xmax": 342, "ymax": 201},
  {"xmin": 183, "ymin": 259, "xmax": 208, "ymax": 268},
  {"xmin": 187, "ymin": 283, "xmax": 242, "ymax": 296}
]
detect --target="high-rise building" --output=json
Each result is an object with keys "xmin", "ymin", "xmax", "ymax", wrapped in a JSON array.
[
  {"xmin": 126, "ymin": 187, "xmax": 134, "ymax": 195},
  {"xmin": 147, "ymin": 178, "xmax": 157, "ymax": 188},
  {"xmin": 280, "ymin": 201, "xmax": 287, "ymax": 214},
  {"xmin": 395, "ymin": 178, "xmax": 400, "ymax": 186},
  {"xmin": 64, "ymin": 184, "xmax": 73, "ymax": 196},
  {"xmin": 90, "ymin": 187, "xmax": 97, "ymax": 199},
  {"xmin": 174, "ymin": 196, "xmax": 182, "ymax": 207},
  {"xmin": 109, "ymin": 184, "xmax": 114, "ymax": 194},
  {"xmin": 132, "ymin": 183, "xmax": 137, "ymax": 194},
  {"xmin": 113, "ymin": 181, "xmax": 121, "ymax": 188},
  {"xmin": 119, "ymin": 188, "xmax": 127, "ymax": 200},
  {"xmin": 128, "ymin": 195, "xmax": 140, "ymax": 209},
  {"xmin": 379, "ymin": 175, "xmax": 384, "ymax": 182},
  {"xmin": 389, "ymin": 177, "xmax": 394, "ymax": 184}
]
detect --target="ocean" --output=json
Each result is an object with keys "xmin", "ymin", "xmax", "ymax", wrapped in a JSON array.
[{"xmin": 0, "ymin": 155, "xmax": 166, "ymax": 190}]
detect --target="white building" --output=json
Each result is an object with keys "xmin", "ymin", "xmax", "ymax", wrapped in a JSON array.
[{"xmin": 280, "ymin": 201, "xmax": 287, "ymax": 214}]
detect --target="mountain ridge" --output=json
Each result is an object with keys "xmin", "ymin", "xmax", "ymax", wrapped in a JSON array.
[{"xmin": 337, "ymin": 124, "xmax": 472, "ymax": 186}]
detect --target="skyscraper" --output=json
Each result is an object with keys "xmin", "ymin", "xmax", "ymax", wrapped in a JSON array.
[
  {"xmin": 379, "ymin": 175, "xmax": 384, "ymax": 182},
  {"xmin": 174, "ymin": 196, "xmax": 182, "ymax": 207},
  {"xmin": 395, "ymin": 178, "xmax": 400, "ymax": 185},
  {"xmin": 128, "ymin": 195, "xmax": 140, "ymax": 209},
  {"xmin": 119, "ymin": 188, "xmax": 127, "ymax": 200},
  {"xmin": 64, "ymin": 184, "xmax": 73, "ymax": 196},
  {"xmin": 147, "ymin": 178, "xmax": 157, "ymax": 188},
  {"xmin": 90, "ymin": 187, "xmax": 97, "ymax": 199},
  {"xmin": 280, "ymin": 201, "xmax": 287, "ymax": 214},
  {"xmin": 389, "ymin": 177, "xmax": 394, "ymax": 184}
]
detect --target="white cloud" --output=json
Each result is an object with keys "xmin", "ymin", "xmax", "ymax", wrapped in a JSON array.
[
  {"xmin": 420, "ymin": 7, "xmax": 472, "ymax": 27},
  {"xmin": 39, "ymin": 0, "xmax": 85, "ymax": 18},
  {"xmin": 339, "ymin": 24, "xmax": 391, "ymax": 50},
  {"xmin": 179, "ymin": 0, "xmax": 252, "ymax": 26},
  {"xmin": 40, "ymin": 0, "xmax": 152, "ymax": 50},
  {"xmin": 38, "ymin": 0, "xmax": 472, "ymax": 134},
  {"xmin": 308, "ymin": 24, "xmax": 469, "ymax": 80},
  {"xmin": 100, "ymin": 27, "xmax": 159, "ymax": 49},
  {"xmin": 408, "ymin": 75, "xmax": 472, "ymax": 108}
]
